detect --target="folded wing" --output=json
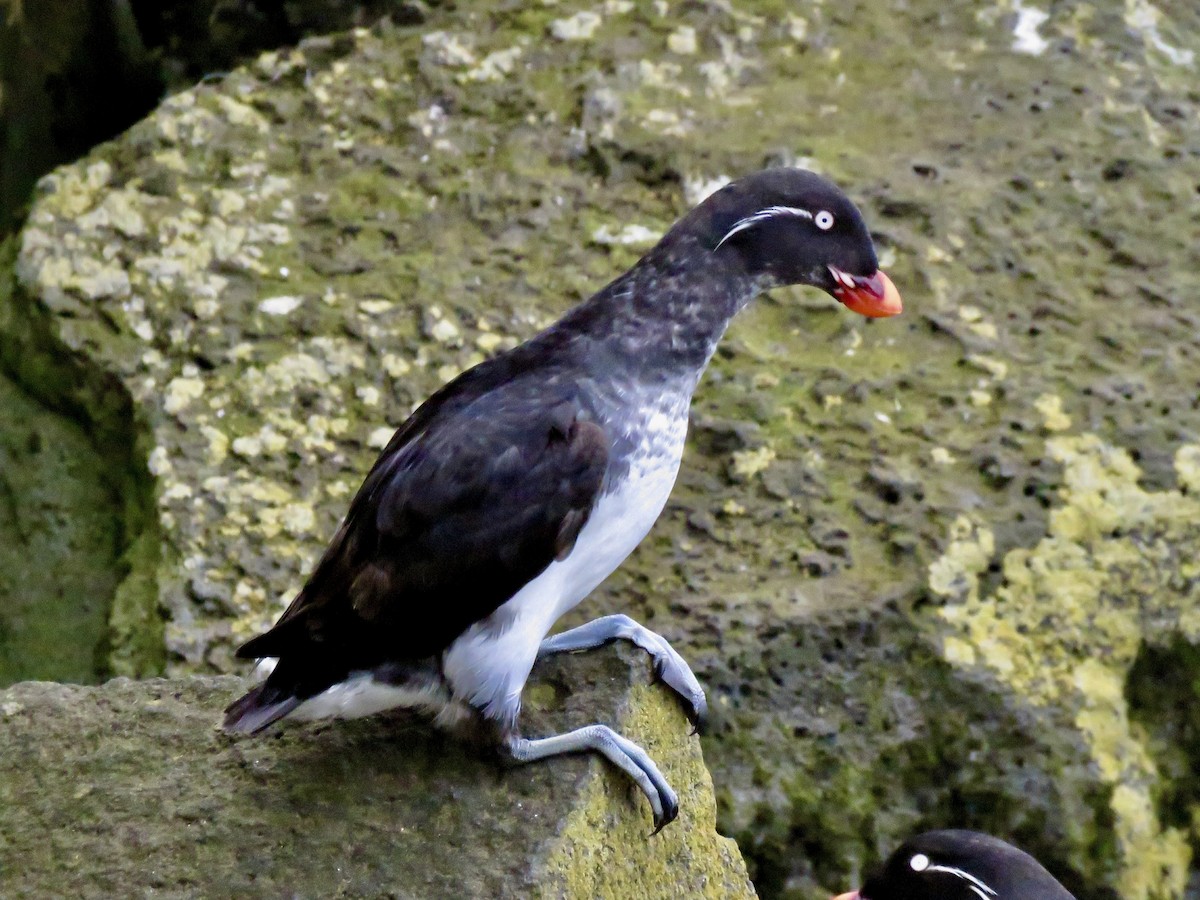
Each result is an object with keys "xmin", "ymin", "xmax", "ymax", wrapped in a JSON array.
[{"xmin": 233, "ymin": 379, "xmax": 609, "ymax": 705}]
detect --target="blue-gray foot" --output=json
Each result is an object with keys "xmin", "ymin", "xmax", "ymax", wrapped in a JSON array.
[
  {"xmin": 537, "ymin": 613, "xmax": 707, "ymax": 731},
  {"xmin": 506, "ymin": 725, "xmax": 679, "ymax": 833}
]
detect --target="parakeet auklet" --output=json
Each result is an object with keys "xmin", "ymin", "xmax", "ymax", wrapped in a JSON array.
[
  {"xmin": 834, "ymin": 830, "xmax": 1076, "ymax": 900},
  {"xmin": 224, "ymin": 167, "xmax": 902, "ymax": 831}
]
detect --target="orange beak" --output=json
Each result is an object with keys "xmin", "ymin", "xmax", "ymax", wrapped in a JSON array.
[
  {"xmin": 831, "ymin": 893, "xmax": 861, "ymax": 900},
  {"xmin": 829, "ymin": 266, "xmax": 903, "ymax": 318}
]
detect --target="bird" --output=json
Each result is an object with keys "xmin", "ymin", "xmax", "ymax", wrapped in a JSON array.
[
  {"xmin": 833, "ymin": 829, "xmax": 1076, "ymax": 900},
  {"xmin": 223, "ymin": 167, "xmax": 903, "ymax": 831}
]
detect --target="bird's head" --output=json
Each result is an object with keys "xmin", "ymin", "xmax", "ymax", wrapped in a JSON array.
[
  {"xmin": 833, "ymin": 829, "xmax": 1073, "ymax": 900},
  {"xmin": 695, "ymin": 167, "xmax": 902, "ymax": 318}
]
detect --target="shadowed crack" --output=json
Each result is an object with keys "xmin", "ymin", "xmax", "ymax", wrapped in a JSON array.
[{"xmin": 0, "ymin": 239, "xmax": 161, "ymax": 683}]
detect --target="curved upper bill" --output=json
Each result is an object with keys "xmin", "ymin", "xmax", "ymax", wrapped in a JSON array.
[{"xmin": 830, "ymin": 266, "xmax": 903, "ymax": 318}]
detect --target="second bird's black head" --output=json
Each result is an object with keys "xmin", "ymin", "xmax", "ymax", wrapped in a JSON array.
[
  {"xmin": 835, "ymin": 829, "xmax": 1076, "ymax": 900},
  {"xmin": 687, "ymin": 167, "xmax": 902, "ymax": 318}
]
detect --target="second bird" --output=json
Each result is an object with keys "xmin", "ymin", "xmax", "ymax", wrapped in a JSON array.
[
  {"xmin": 834, "ymin": 829, "xmax": 1076, "ymax": 899},
  {"xmin": 224, "ymin": 167, "xmax": 903, "ymax": 830}
]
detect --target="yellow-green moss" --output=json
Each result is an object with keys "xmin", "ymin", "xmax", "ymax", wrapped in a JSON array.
[
  {"xmin": 931, "ymin": 433, "xmax": 1200, "ymax": 899},
  {"xmin": 539, "ymin": 682, "xmax": 756, "ymax": 899},
  {"xmin": 107, "ymin": 524, "xmax": 165, "ymax": 678}
]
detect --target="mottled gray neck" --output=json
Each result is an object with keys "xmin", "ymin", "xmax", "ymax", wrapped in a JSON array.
[{"xmin": 555, "ymin": 233, "xmax": 759, "ymax": 382}]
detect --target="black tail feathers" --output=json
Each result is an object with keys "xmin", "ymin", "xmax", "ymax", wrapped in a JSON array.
[
  {"xmin": 222, "ymin": 681, "xmax": 301, "ymax": 735},
  {"xmin": 234, "ymin": 621, "xmax": 297, "ymax": 661}
]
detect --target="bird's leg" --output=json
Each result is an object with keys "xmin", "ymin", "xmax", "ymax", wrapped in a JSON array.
[
  {"xmin": 505, "ymin": 726, "xmax": 679, "ymax": 832},
  {"xmin": 537, "ymin": 614, "xmax": 707, "ymax": 729}
]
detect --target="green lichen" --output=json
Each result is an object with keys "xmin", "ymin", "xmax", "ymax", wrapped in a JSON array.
[
  {"xmin": 0, "ymin": 233, "xmax": 160, "ymax": 685},
  {"xmin": 107, "ymin": 523, "xmax": 165, "ymax": 678},
  {"xmin": 540, "ymin": 682, "xmax": 755, "ymax": 899},
  {"xmin": 0, "ymin": 368, "xmax": 120, "ymax": 685},
  {"xmin": 932, "ymin": 434, "xmax": 1200, "ymax": 898}
]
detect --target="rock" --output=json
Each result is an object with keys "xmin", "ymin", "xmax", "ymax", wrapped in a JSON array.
[
  {"xmin": 2, "ymin": 1, "xmax": 1200, "ymax": 898},
  {"xmin": 0, "ymin": 0, "xmax": 160, "ymax": 236},
  {"xmin": 0, "ymin": 2, "xmax": 417, "ymax": 238},
  {"xmin": 0, "ymin": 370, "xmax": 123, "ymax": 684},
  {"xmin": 0, "ymin": 646, "xmax": 754, "ymax": 899}
]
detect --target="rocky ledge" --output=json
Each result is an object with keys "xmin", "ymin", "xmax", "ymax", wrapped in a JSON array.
[{"xmin": 0, "ymin": 646, "xmax": 753, "ymax": 898}]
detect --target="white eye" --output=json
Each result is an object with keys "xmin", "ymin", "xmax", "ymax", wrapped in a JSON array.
[
  {"xmin": 910, "ymin": 853, "xmax": 930, "ymax": 872},
  {"xmin": 815, "ymin": 210, "xmax": 835, "ymax": 231}
]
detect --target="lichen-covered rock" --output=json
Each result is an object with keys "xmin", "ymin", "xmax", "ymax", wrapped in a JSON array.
[
  {"xmin": 930, "ymin": 436, "xmax": 1200, "ymax": 899},
  {"xmin": 0, "ymin": 364, "xmax": 122, "ymax": 684},
  {"xmin": 0, "ymin": 647, "xmax": 754, "ymax": 899},
  {"xmin": 4, "ymin": 1, "xmax": 1200, "ymax": 898},
  {"xmin": 0, "ymin": 1, "xmax": 420, "ymax": 237}
]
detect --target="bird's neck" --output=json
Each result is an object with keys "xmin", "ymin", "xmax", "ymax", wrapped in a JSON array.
[{"xmin": 556, "ymin": 234, "xmax": 760, "ymax": 381}]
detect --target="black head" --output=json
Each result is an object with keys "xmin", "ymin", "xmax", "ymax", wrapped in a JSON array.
[
  {"xmin": 836, "ymin": 830, "xmax": 1076, "ymax": 900},
  {"xmin": 688, "ymin": 167, "xmax": 901, "ymax": 317}
]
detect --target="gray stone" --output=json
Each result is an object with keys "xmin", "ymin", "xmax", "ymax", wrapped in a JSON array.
[{"xmin": 0, "ymin": 647, "xmax": 754, "ymax": 899}]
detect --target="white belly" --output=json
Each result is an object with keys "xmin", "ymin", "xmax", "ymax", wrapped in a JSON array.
[
  {"xmin": 442, "ymin": 430, "xmax": 687, "ymax": 725},
  {"xmin": 552, "ymin": 446, "xmax": 684, "ymax": 618},
  {"xmin": 289, "ymin": 674, "xmax": 466, "ymax": 727}
]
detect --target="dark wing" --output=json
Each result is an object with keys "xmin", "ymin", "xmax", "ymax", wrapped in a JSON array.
[{"xmin": 234, "ymin": 377, "xmax": 608, "ymax": 694}]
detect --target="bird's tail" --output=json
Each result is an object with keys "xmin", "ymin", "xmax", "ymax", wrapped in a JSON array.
[{"xmin": 222, "ymin": 681, "xmax": 302, "ymax": 735}]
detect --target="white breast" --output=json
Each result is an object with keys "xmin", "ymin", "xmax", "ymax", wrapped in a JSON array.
[
  {"xmin": 551, "ymin": 442, "xmax": 684, "ymax": 616},
  {"xmin": 442, "ymin": 393, "xmax": 691, "ymax": 725}
]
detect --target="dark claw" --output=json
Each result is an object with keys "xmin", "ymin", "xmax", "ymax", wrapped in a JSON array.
[
  {"xmin": 647, "ymin": 655, "xmax": 707, "ymax": 733},
  {"xmin": 686, "ymin": 696, "xmax": 700, "ymax": 734},
  {"xmin": 650, "ymin": 792, "xmax": 680, "ymax": 835}
]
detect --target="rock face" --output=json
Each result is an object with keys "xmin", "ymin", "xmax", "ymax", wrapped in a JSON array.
[
  {"xmin": 0, "ymin": 1, "xmax": 411, "ymax": 237},
  {"xmin": 2, "ymin": 1, "xmax": 1200, "ymax": 898},
  {"xmin": 0, "ymin": 370, "xmax": 124, "ymax": 683},
  {"xmin": 0, "ymin": 647, "xmax": 754, "ymax": 899}
]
